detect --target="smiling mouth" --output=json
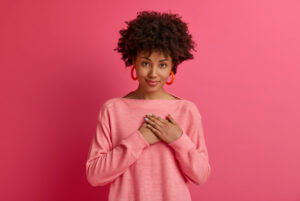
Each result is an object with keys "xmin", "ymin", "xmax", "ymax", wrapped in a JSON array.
[
  {"xmin": 146, "ymin": 79, "xmax": 160, "ymax": 82},
  {"xmin": 146, "ymin": 79, "xmax": 160, "ymax": 86}
]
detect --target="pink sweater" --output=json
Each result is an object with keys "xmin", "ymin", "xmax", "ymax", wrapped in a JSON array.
[{"xmin": 86, "ymin": 96, "xmax": 211, "ymax": 201}]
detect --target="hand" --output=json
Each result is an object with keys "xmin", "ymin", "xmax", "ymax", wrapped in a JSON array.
[
  {"xmin": 138, "ymin": 121, "xmax": 161, "ymax": 145},
  {"xmin": 144, "ymin": 114, "xmax": 183, "ymax": 144}
]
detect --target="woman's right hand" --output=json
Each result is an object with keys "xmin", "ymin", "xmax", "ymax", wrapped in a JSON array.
[{"xmin": 139, "ymin": 121, "xmax": 161, "ymax": 145}]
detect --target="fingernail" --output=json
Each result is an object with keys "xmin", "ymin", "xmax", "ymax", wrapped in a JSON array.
[{"xmin": 144, "ymin": 117, "xmax": 149, "ymax": 121}]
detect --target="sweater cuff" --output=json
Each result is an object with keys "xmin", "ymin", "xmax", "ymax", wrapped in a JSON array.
[
  {"xmin": 168, "ymin": 132, "xmax": 195, "ymax": 152},
  {"xmin": 136, "ymin": 130, "xmax": 151, "ymax": 148},
  {"xmin": 122, "ymin": 130, "xmax": 150, "ymax": 150}
]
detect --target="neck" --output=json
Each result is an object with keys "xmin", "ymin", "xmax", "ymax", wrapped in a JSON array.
[{"xmin": 134, "ymin": 86, "xmax": 168, "ymax": 100}]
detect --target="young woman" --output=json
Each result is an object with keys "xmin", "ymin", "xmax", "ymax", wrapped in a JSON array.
[{"xmin": 86, "ymin": 10, "xmax": 211, "ymax": 201}]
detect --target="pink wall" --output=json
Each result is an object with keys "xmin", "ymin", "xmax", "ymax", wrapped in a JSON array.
[{"xmin": 1, "ymin": 0, "xmax": 300, "ymax": 200}]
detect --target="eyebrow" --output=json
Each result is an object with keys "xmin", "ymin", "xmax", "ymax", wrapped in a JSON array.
[{"xmin": 141, "ymin": 57, "xmax": 168, "ymax": 62}]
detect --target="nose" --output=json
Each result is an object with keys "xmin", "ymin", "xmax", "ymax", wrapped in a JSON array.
[{"xmin": 148, "ymin": 66, "xmax": 158, "ymax": 77}]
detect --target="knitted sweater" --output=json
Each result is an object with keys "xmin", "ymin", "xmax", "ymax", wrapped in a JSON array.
[{"xmin": 86, "ymin": 95, "xmax": 211, "ymax": 201}]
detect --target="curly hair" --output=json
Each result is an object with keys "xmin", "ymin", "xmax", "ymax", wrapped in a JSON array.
[{"xmin": 113, "ymin": 10, "xmax": 197, "ymax": 75}]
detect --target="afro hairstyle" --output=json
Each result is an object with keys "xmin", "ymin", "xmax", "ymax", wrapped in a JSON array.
[{"xmin": 113, "ymin": 10, "xmax": 197, "ymax": 75}]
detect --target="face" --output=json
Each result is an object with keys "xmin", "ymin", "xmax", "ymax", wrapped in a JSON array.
[{"xmin": 133, "ymin": 50, "xmax": 173, "ymax": 93}]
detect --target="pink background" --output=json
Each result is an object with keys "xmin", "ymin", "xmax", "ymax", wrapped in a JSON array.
[{"xmin": 1, "ymin": 0, "xmax": 300, "ymax": 200}]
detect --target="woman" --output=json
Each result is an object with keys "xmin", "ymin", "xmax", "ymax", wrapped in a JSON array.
[{"xmin": 86, "ymin": 10, "xmax": 211, "ymax": 201}]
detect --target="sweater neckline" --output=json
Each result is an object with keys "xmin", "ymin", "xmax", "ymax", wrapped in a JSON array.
[{"xmin": 120, "ymin": 92, "xmax": 185, "ymax": 101}]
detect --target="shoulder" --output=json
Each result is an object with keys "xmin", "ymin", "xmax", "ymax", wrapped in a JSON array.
[
  {"xmin": 97, "ymin": 97, "xmax": 121, "ymax": 117},
  {"xmin": 101, "ymin": 97, "xmax": 120, "ymax": 109},
  {"xmin": 181, "ymin": 99, "xmax": 198, "ymax": 110},
  {"xmin": 182, "ymin": 99, "xmax": 202, "ymax": 119}
]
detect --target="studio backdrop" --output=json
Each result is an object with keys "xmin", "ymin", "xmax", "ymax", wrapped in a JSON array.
[{"xmin": 1, "ymin": 0, "xmax": 300, "ymax": 201}]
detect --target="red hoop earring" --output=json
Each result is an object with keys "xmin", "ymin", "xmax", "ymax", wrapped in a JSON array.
[
  {"xmin": 131, "ymin": 66, "xmax": 137, "ymax": 80},
  {"xmin": 166, "ymin": 71, "xmax": 174, "ymax": 85}
]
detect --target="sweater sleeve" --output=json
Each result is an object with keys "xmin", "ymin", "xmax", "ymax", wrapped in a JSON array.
[
  {"xmin": 168, "ymin": 103, "xmax": 211, "ymax": 185},
  {"xmin": 85, "ymin": 104, "xmax": 150, "ymax": 187}
]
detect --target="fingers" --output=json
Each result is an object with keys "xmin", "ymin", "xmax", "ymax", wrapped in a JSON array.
[
  {"xmin": 145, "ymin": 116, "xmax": 163, "ymax": 129},
  {"xmin": 167, "ymin": 114, "xmax": 177, "ymax": 125},
  {"xmin": 146, "ymin": 114, "xmax": 168, "ymax": 124},
  {"xmin": 146, "ymin": 123, "xmax": 160, "ymax": 136}
]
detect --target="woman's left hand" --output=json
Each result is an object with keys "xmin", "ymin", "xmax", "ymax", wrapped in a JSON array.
[{"xmin": 144, "ymin": 113, "xmax": 183, "ymax": 144}]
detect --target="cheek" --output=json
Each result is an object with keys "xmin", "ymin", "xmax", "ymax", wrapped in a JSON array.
[
  {"xmin": 136, "ymin": 69, "xmax": 149, "ymax": 81},
  {"xmin": 137, "ymin": 69, "xmax": 148, "ymax": 77},
  {"xmin": 162, "ymin": 72, "xmax": 171, "ymax": 80}
]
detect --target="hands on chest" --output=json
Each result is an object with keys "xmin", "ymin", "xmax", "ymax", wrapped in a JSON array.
[{"xmin": 138, "ymin": 114, "xmax": 183, "ymax": 145}]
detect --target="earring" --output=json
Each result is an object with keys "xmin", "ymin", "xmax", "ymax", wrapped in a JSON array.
[
  {"xmin": 166, "ymin": 71, "xmax": 174, "ymax": 85},
  {"xmin": 131, "ymin": 66, "xmax": 137, "ymax": 80}
]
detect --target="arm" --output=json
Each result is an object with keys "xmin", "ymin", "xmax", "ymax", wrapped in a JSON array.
[
  {"xmin": 168, "ymin": 103, "xmax": 211, "ymax": 185},
  {"xmin": 85, "ymin": 105, "xmax": 150, "ymax": 186}
]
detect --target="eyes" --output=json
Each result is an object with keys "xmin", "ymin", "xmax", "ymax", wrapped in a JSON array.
[{"xmin": 141, "ymin": 62, "xmax": 167, "ymax": 68}]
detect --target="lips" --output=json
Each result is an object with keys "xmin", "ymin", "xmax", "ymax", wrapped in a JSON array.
[
  {"xmin": 147, "ymin": 80, "xmax": 159, "ymax": 83},
  {"xmin": 146, "ymin": 79, "xmax": 160, "ymax": 86}
]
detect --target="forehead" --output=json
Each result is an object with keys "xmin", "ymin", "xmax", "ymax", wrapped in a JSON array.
[{"xmin": 137, "ymin": 50, "xmax": 171, "ymax": 60}]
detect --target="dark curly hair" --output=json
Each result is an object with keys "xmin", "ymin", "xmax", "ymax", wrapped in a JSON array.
[{"xmin": 113, "ymin": 10, "xmax": 197, "ymax": 75}]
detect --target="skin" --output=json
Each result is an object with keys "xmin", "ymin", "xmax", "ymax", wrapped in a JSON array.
[
  {"xmin": 127, "ymin": 50, "xmax": 183, "ymax": 145},
  {"xmin": 131, "ymin": 50, "xmax": 175, "ymax": 100},
  {"xmin": 142, "ymin": 113, "xmax": 183, "ymax": 145}
]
